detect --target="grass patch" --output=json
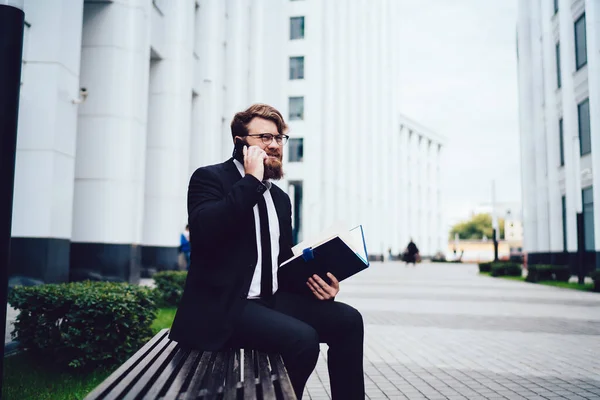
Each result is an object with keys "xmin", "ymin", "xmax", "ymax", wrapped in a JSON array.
[
  {"xmin": 151, "ymin": 307, "xmax": 177, "ymax": 334},
  {"xmin": 534, "ymin": 280, "xmax": 595, "ymax": 292},
  {"xmin": 3, "ymin": 352, "xmax": 114, "ymax": 400},
  {"xmin": 4, "ymin": 307, "xmax": 178, "ymax": 400},
  {"xmin": 480, "ymin": 271, "xmax": 595, "ymax": 291}
]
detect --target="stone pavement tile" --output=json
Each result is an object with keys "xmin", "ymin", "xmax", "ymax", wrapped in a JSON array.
[{"xmin": 302, "ymin": 263, "xmax": 600, "ymax": 399}]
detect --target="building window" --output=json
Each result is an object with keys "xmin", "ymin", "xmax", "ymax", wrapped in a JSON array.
[
  {"xmin": 288, "ymin": 138, "xmax": 304, "ymax": 162},
  {"xmin": 578, "ymin": 98, "xmax": 591, "ymax": 155},
  {"xmin": 559, "ymin": 118, "xmax": 564, "ymax": 166},
  {"xmin": 582, "ymin": 187, "xmax": 595, "ymax": 251},
  {"xmin": 554, "ymin": 0, "xmax": 559, "ymax": 14},
  {"xmin": 575, "ymin": 13, "xmax": 587, "ymax": 70},
  {"xmin": 290, "ymin": 17, "xmax": 305, "ymax": 40},
  {"xmin": 562, "ymin": 195, "xmax": 567, "ymax": 251},
  {"xmin": 555, "ymin": 42, "xmax": 561, "ymax": 89},
  {"xmin": 289, "ymin": 97, "xmax": 304, "ymax": 120},
  {"xmin": 289, "ymin": 181, "xmax": 303, "ymax": 244},
  {"xmin": 289, "ymin": 56, "xmax": 304, "ymax": 80}
]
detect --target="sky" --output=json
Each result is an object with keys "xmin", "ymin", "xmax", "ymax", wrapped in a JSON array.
[{"xmin": 395, "ymin": 0, "xmax": 521, "ymax": 229}]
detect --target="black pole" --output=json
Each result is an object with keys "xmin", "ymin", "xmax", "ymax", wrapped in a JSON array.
[
  {"xmin": 0, "ymin": 2, "xmax": 25, "ymax": 397},
  {"xmin": 576, "ymin": 212, "xmax": 585, "ymax": 285},
  {"xmin": 493, "ymin": 228, "xmax": 499, "ymax": 262}
]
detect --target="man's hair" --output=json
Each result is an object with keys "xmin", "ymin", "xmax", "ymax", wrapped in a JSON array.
[{"xmin": 230, "ymin": 103, "xmax": 288, "ymax": 140}]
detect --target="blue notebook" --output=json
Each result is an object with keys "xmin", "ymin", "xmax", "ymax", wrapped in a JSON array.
[{"xmin": 278, "ymin": 225, "xmax": 369, "ymax": 291}]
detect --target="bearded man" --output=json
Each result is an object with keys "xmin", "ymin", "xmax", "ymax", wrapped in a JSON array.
[{"xmin": 170, "ymin": 104, "xmax": 365, "ymax": 399}]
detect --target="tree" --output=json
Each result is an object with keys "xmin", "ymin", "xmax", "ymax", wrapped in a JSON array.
[{"xmin": 449, "ymin": 213, "xmax": 505, "ymax": 240}]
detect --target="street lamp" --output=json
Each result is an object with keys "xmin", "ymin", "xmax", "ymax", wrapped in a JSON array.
[{"xmin": 0, "ymin": 0, "xmax": 25, "ymax": 396}]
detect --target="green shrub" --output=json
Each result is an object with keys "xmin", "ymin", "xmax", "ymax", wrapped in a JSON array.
[
  {"xmin": 526, "ymin": 264, "xmax": 570, "ymax": 283},
  {"xmin": 153, "ymin": 271, "xmax": 187, "ymax": 307},
  {"xmin": 478, "ymin": 262, "xmax": 492, "ymax": 273},
  {"xmin": 591, "ymin": 270, "xmax": 600, "ymax": 292},
  {"xmin": 490, "ymin": 262, "xmax": 522, "ymax": 277},
  {"xmin": 8, "ymin": 281, "xmax": 157, "ymax": 370}
]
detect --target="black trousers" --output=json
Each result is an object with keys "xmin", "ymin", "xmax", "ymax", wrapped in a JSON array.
[{"xmin": 227, "ymin": 291, "xmax": 365, "ymax": 399}]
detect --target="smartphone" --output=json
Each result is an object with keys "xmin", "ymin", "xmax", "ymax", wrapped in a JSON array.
[{"xmin": 232, "ymin": 138, "xmax": 246, "ymax": 163}]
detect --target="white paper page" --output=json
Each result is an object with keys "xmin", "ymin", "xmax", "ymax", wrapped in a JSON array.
[
  {"xmin": 291, "ymin": 221, "xmax": 348, "ymax": 256},
  {"xmin": 343, "ymin": 225, "xmax": 368, "ymax": 263}
]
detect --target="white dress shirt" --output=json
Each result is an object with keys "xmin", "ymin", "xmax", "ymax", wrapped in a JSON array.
[{"xmin": 233, "ymin": 159, "xmax": 280, "ymax": 298}]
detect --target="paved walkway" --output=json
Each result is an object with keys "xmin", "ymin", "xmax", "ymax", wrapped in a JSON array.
[
  {"xmin": 5, "ymin": 263, "xmax": 600, "ymax": 399},
  {"xmin": 304, "ymin": 262, "xmax": 600, "ymax": 400}
]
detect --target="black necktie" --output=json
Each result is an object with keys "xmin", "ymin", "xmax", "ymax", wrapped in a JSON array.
[{"xmin": 257, "ymin": 196, "xmax": 273, "ymax": 298}]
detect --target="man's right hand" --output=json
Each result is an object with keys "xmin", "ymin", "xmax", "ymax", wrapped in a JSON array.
[{"xmin": 243, "ymin": 145, "xmax": 267, "ymax": 181}]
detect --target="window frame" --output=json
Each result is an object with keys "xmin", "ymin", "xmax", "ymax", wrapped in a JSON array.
[
  {"xmin": 290, "ymin": 16, "xmax": 305, "ymax": 40},
  {"xmin": 288, "ymin": 138, "xmax": 304, "ymax": 163},
  {"xmin": 561, "ymin": 195, "xmax": 567, "ymax": 251},
  {"xmin": 288, "ymin": 96, "xmax": 305, "ymax": 121},
  {"xmin": 289, "ymin": 56, "xmax": 305, "ymax": 80},
  {"xmin": 559, "ymin": 118, "xmax": 565, "ymax": 166},
  {"xmin": 578, "ymin": 98, "xmax": 591, "ymax": 156},
  {"xmin": 574, "ymin": 13, "xmax": 587, "ymax": 70},
  {"xmin": 555, "ymin": 41, "xmax": 561, "ymax": 89},
  {"xmin": 582, "ymin": 187, "xmax": 595, "ymax": 251}
]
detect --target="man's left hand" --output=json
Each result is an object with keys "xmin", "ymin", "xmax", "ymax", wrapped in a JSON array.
[{"xmin": 307, "ymin": 272, "xmax": 339, "ymax": 300}]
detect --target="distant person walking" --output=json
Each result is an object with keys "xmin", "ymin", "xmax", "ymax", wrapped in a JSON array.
[
  {"xmin": 180, "ymin": 224, "xmax": 191, "ymax": 270},
  {"xmin": 402, "ymin": 239, "xmax": 420, "ymax": 266}
]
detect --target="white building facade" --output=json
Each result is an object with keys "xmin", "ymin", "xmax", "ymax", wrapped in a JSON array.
[
  {"xmin": 282, "ymin": 1, "xmax": 445, "ymax": 260},
  {"xmin": 11, "ymin": 0, "xmax": 444, "ymax": 283},
  {"xmin": 517, "ymin": 0, "xmax": 600, "ymax": 272}
]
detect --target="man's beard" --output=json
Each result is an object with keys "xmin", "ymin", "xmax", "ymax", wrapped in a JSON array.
[{"xmin": 264, "ymin": 154, "xmax": 284, "ymax": 180}]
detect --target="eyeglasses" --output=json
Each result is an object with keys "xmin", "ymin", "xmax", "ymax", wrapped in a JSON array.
[{"xmin": 246, "ymin": 133, "xmax": 290, "ymax": 146}]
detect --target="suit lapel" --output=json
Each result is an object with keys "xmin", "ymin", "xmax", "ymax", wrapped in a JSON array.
[{"xmin": 222, "ymin": 158, "xmax": 243, "ymax": 189}]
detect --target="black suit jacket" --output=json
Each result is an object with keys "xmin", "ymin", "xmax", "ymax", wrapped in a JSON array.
[{"xmin": 169, "ymin": 158, "xmax": 296, "ymax": 350}]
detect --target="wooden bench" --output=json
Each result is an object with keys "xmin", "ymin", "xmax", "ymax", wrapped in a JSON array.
[{"xmin": 85, "ymin": 329, "xmax": 297, "ymax": 400}]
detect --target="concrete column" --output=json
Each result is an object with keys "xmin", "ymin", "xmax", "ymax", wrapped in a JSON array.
[
  {"xmin": 321, "ymin": 0, "xmax": 336, "ymax": 231},
  {"xmin": 347, "ymin": 0, "xmax": 360, "ymax": 231},
  {"xmin": 559, "ymin": 0, "xmax": 582, "ymax": 252},
  {"xmin": 419, "ymin": 136, "xmax": 428, "ymax": 254},
  {"xmin": 585, "ymin": 0, "xmax": 600, "ymax": 265},
  {"xmin": 10, "ymin": 0, "xmax": 84, "ymax": 283},
  {"xmin": 428, "ymin": 140, "xmax": 436, "ymax": 256},
  {"xmin": 399, "ymin": 125, "xmax": 410, "ymax": 250},
  {"xmin": 541, "ymin": 0, "xmax": 563, "ymax": 253},
  {"xmin": 72, "ymin": 0, "xmax": 150, "ymax": 282},
  {"xmin": 198, "ymin": 0, "xmax": 225, "ymax": 164},
  {"xmin": 301, "ymin": 0, "xmax": 323, "ymax": 239},
  {"xmin": 531, "ymin": 0, "xmax": 551, "ymax": 252},
  {"xmin": 436, "ymin": 144, "xmax": 444, "ymax": 254},
  {"xmin": 356, "ymin": 0, "xmax": 368, "ymax": 249},
  {"xmin": 518, "ymin": 0, "xmax": 539, "ymax": 254},
  {"xmin": 141, "ymin": 0, "xmax": 194, "ymax": 273}
]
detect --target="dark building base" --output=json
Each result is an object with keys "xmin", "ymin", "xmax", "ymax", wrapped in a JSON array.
[
  {"xmin": 9, "ymin": 237, "xmax": 70, "ymax": 283},
  {"xmin": 70, "ymin": 242, "xmax": 141, "ymax": 284},
  {"xmin": 141, "ymin": 245, "xmax": 179, "ymax": 277},
  {"xmin": 527, "ymin": 251, "xmax": 599, "ymax": 274}
]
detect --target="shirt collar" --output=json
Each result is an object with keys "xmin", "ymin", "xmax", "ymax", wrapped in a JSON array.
[{"xmin": 233, "ymin": 159, "xmax": 272, "ymax": 190}]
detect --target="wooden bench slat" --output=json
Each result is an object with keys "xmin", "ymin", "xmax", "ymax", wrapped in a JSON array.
[
  {"xmin": 243, "ymin": 349, "xmax": 257, "ymax": 400},
  {"xmin": 87, "ymin": 329, "xmax": 296, "ymax": 400},
  {"xmin": 141, "ymin": 346, "xmax": 189, "ymax": 400},
  {"xmin": 84, "ymin": 329, "xmax": 170, "ymax": 400},
  {"xmin": 268, "ymin": 354, "xmax": 297, "ymax": 400},
  {"xmin": 163, "ymin": 350, "xmax": 201, "ymax": 399},
  {"xmin": 123, "ymin": 340, "xmax": 180, "ymax": 400},
  {"xmin": 223, "ymin": 349, "xmax": 240, "ymax": 400},
  {"xmin": 182, "ymin": 351, "xmax": 214, "ymax": 400},
  {"xmin": 257, "ymin": 352, "xmax": 276, "ymax": 399},
  {"xmin": 100, "ymin": 333, "xmax": 172, "ymax": 399},
  {"xmin": 203, "ymin": 351, "xmax": 228, "ymax": 400}
]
